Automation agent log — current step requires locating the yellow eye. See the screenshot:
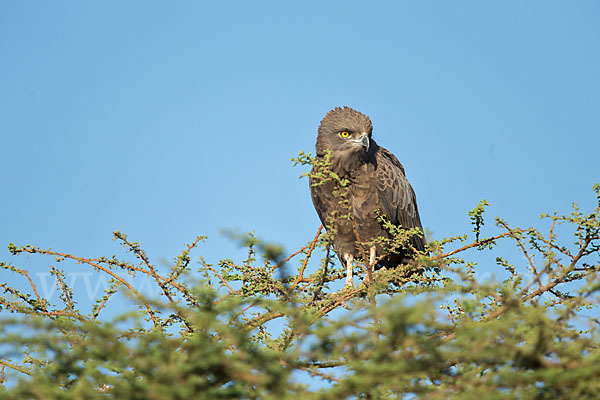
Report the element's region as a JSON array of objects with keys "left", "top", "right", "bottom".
[{"left": 340, "top": 131, "right": 350, "bottom": 138}]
